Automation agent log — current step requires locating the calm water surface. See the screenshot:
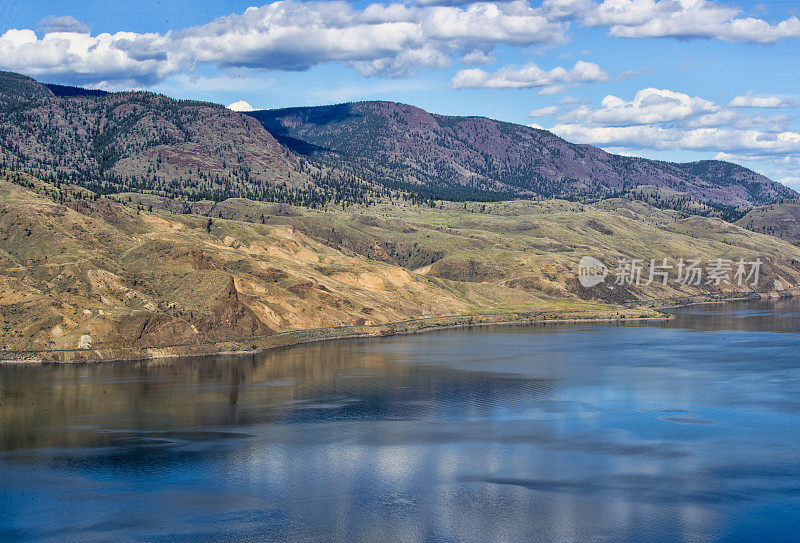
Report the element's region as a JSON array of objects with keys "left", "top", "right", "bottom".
[{"left": 1, "top": 300, "right": 799, "bottom": 542}]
